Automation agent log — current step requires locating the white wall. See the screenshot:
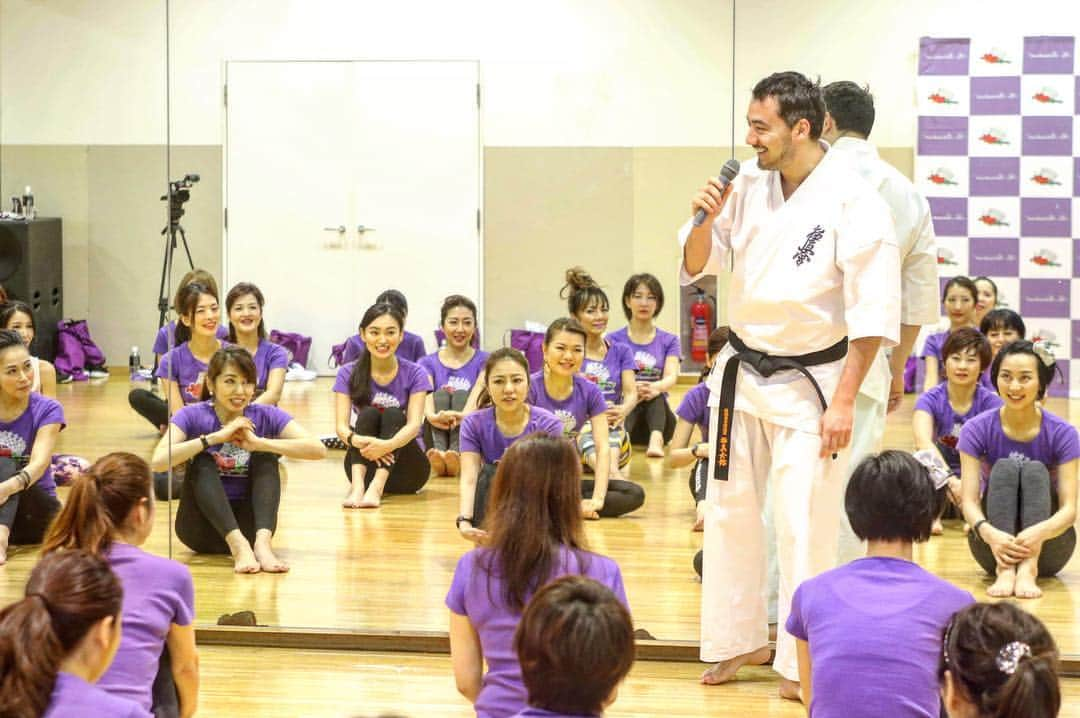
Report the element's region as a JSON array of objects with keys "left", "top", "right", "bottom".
[{"left": 4, "top": 0, "right": 1076, "bottom": 149}]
